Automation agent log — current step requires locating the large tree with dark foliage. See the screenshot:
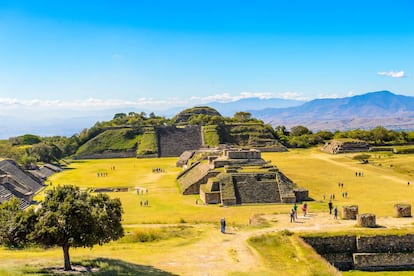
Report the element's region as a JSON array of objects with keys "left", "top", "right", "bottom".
[{"left": 30, "top": 185, "right": 124, "bottom": 271}]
